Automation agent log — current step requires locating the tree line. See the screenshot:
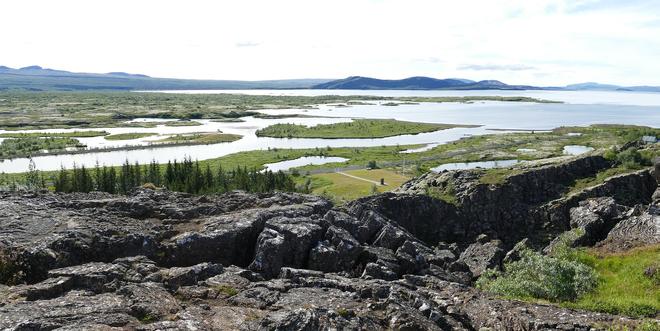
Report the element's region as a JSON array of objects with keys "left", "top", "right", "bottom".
[{"left": 18, "top": 158, "right": 297, "bottom": 195}]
